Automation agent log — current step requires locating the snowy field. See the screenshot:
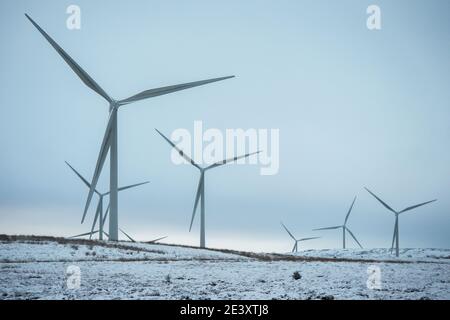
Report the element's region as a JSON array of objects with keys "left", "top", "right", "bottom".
[
  {"left": 297, "top": 248, "right": 450, "bottom": 263},
  {"left": 0, "top": 236, "right": 449, "bottom": 300}
]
